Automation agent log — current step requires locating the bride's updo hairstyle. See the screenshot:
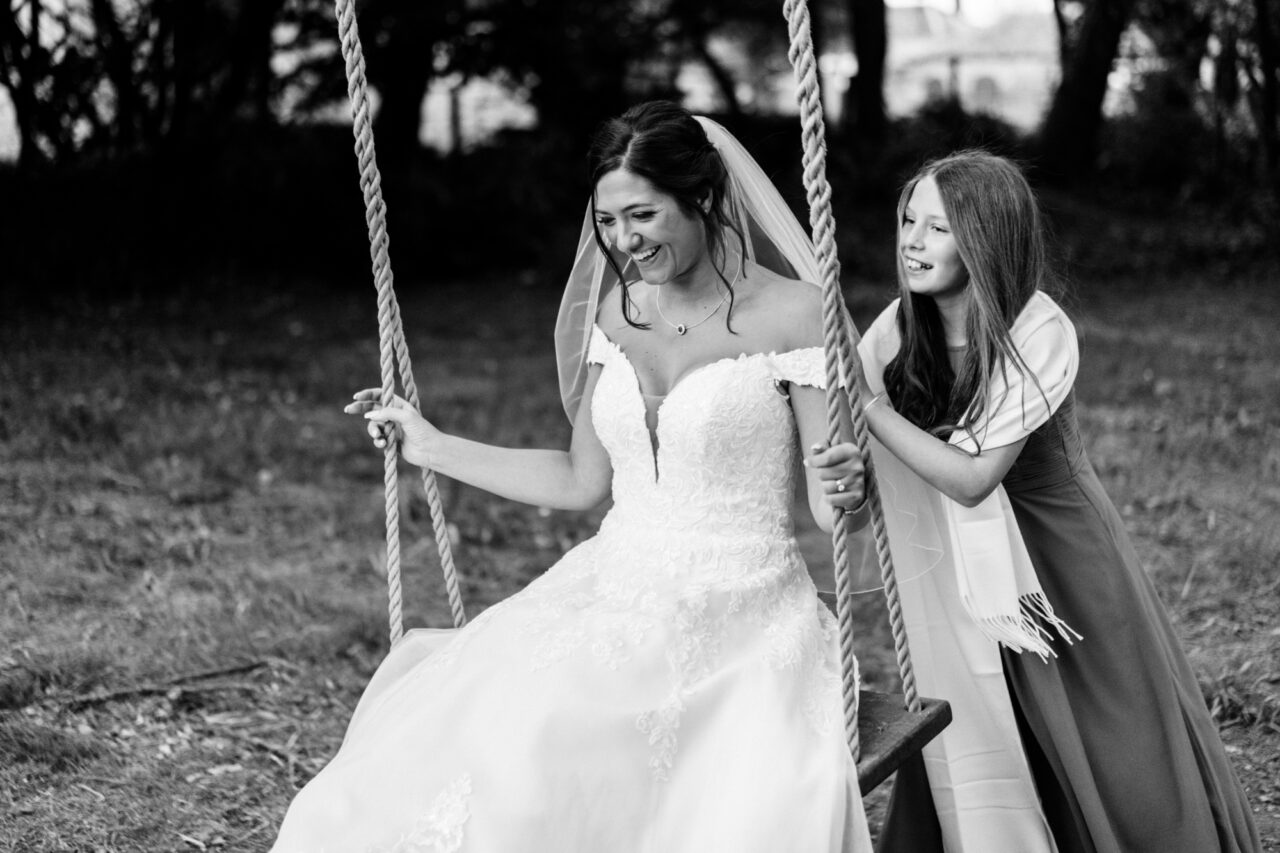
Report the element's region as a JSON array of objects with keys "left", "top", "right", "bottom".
[{"left": 588, "top": 100, "right": 745, "bottom": 329}]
